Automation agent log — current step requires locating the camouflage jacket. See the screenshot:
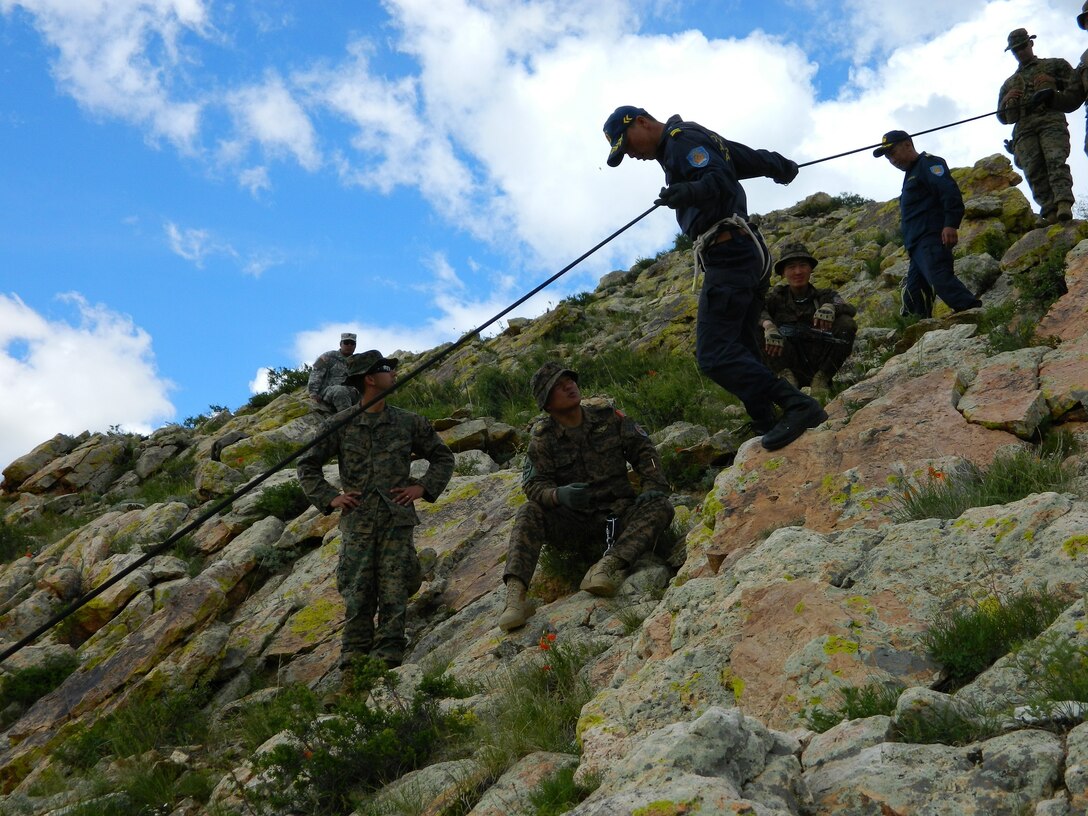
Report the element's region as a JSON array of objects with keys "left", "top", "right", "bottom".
[
  {"left": 296, "top": 406, "right": 454, "bottom": 527},
  {"left": 522, "top": 402, "right": 669, "bottom": 509},
  {"left": 760, "top": 283, "right": 856, "bottom": 327},
  {"left": 1053, "top": 49, "right": 1088, "bottom": 114},
  {"left": 306, "top": 350, "right": 350, "bottom": 398},
  {"left": 997, "top": 56, "right": 1075, "bottom": 136}
]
